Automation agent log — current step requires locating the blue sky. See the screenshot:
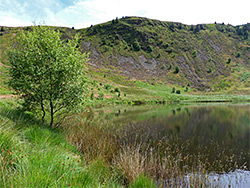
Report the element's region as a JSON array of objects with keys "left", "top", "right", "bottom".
[{"left": 1, "top": 0, "right": 250, "bottom": 29}]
